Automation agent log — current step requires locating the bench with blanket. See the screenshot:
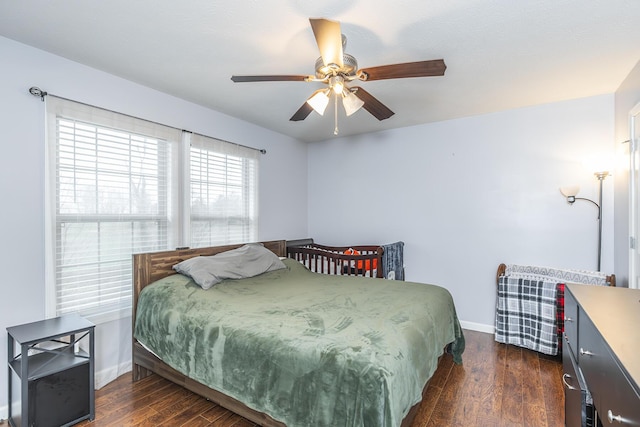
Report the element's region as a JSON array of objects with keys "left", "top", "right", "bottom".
[{"left": 494, "top": 264, "right": 615, "bottom": 355}]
